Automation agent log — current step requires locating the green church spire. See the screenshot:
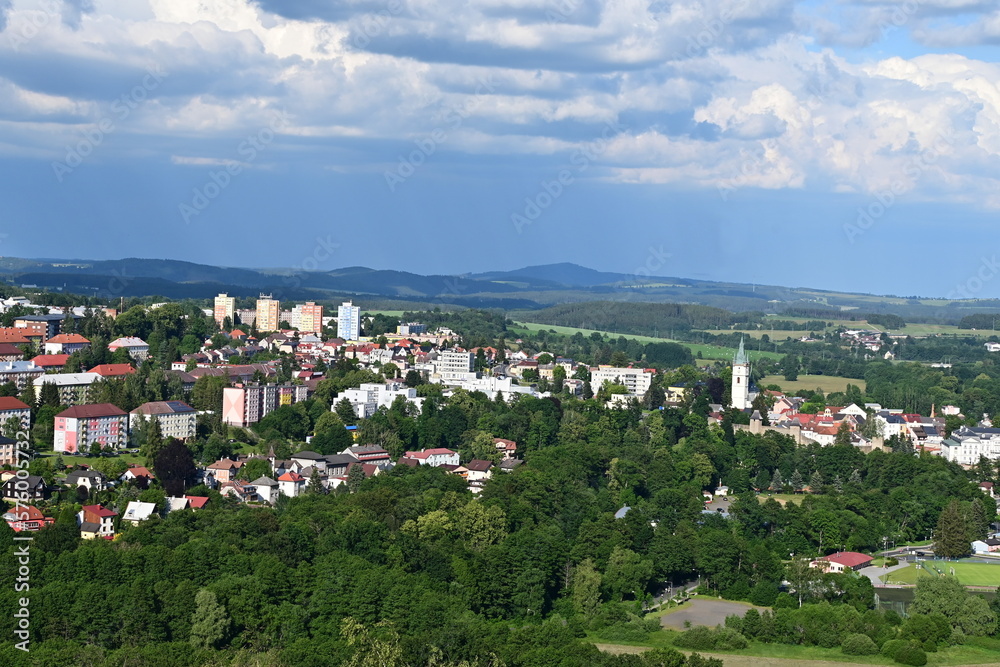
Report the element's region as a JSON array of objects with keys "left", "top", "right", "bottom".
[{"left": 734, "top": 335, "right": 748, "bottom": 365}]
